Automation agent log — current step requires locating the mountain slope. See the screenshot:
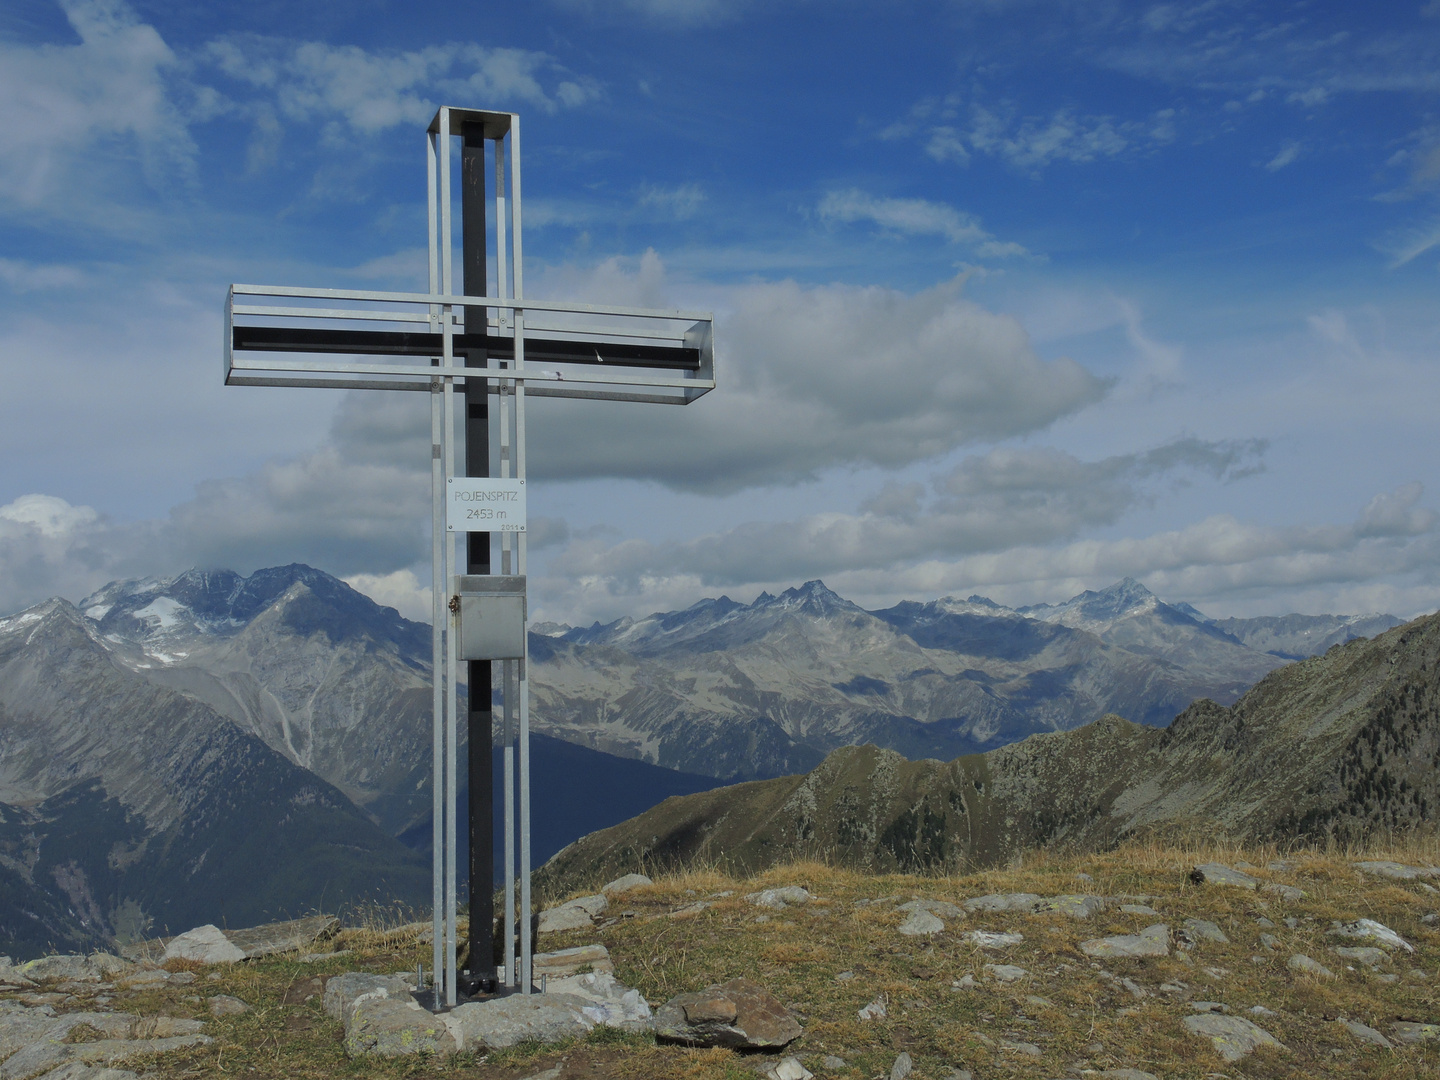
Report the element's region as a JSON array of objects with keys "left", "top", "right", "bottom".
[
  {"left": 1210, "top": 612, "right": 1405, "bottom": 660},
  {"left": 537, "top": 608, "right": 1440, "bottom": 889},
  {"left": 0, "top": 600, "right": 429, "bottom": 960}
]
